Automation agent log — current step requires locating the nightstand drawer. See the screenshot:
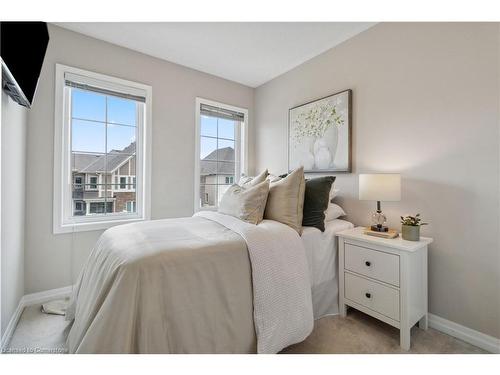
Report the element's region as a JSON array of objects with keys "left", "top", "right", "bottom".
[
  {"left": 345, "top": 272, "right": 400, "bottom": 321},
  {"left": 345, "top": 243, "right": 400, "bottom": 286}
]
